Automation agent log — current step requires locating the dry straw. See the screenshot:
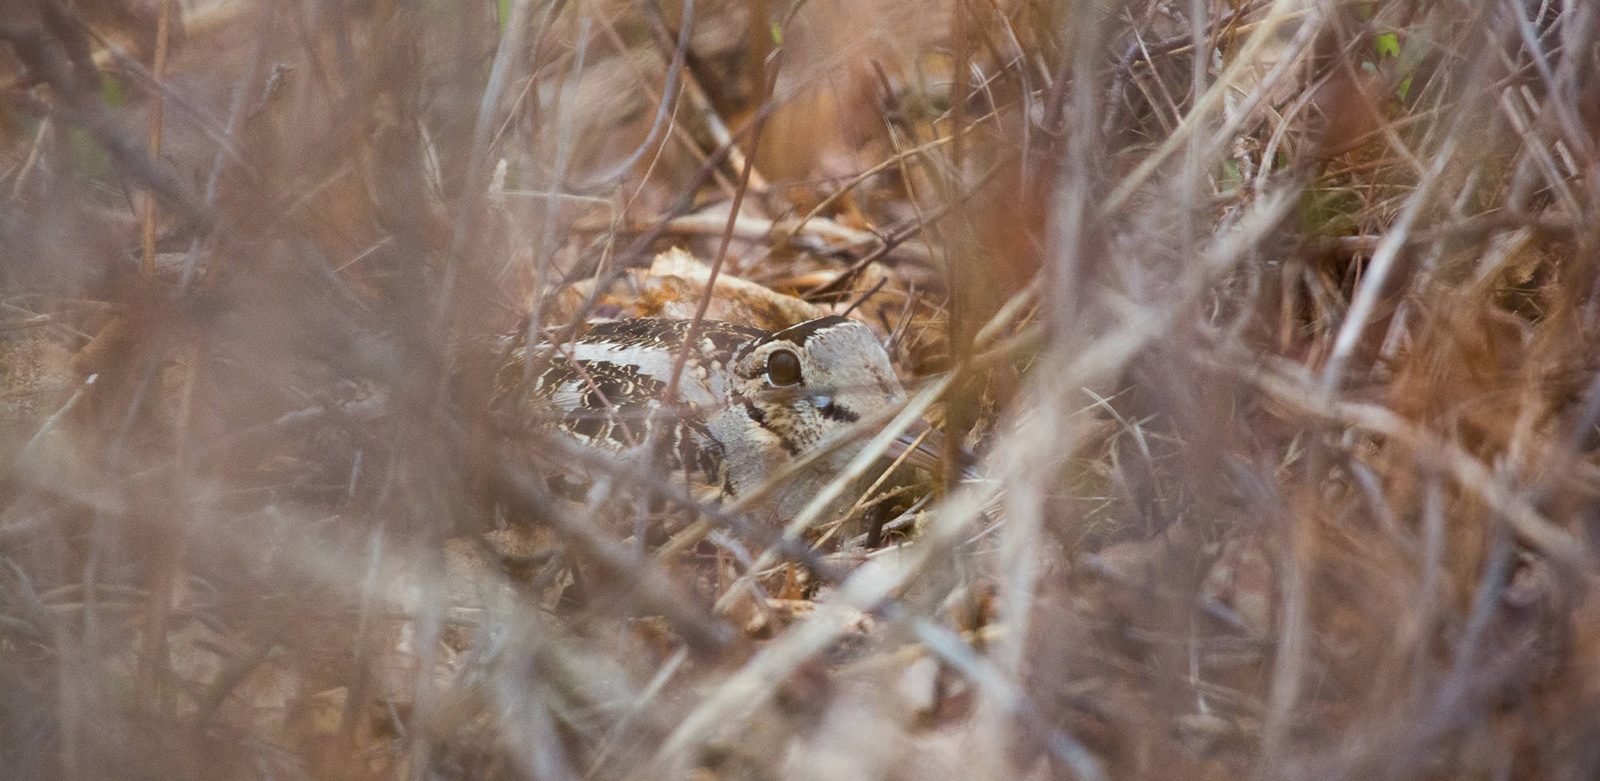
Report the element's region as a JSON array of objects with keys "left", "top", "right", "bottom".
[{"left": 3, "top": 0, "right": 1600, "bottom": 779}]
